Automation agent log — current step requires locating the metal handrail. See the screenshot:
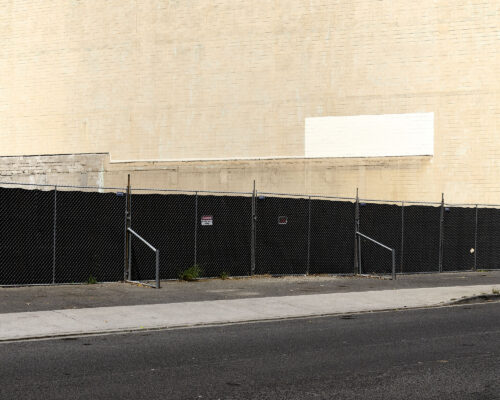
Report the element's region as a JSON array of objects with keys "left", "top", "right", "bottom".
[
  {"left": 127, "top": 228, "right": 160, "bottom": 289},
  {"left": 356, "top": 231, "right": 396, "bottom": 280},
  {"left": 128, "top": 228, "right": 157, "bottom": 252}
]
